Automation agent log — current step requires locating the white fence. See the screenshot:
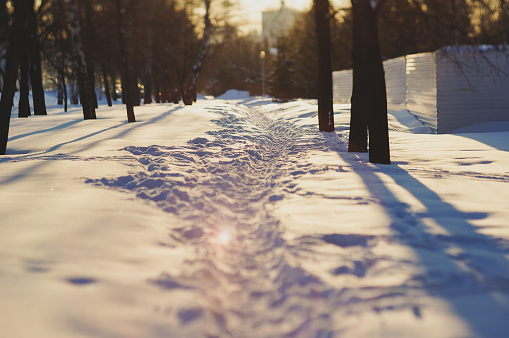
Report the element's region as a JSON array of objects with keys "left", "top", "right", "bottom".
[{"left": 332, "top": 46, "right": 509, "bottom": 133}]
